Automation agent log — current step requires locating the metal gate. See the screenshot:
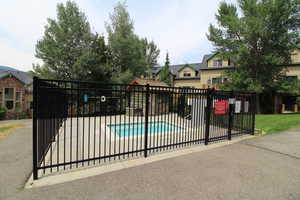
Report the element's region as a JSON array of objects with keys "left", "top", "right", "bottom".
[{"left": 33, "top": 78, "right": 256, "bottom": 179}]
